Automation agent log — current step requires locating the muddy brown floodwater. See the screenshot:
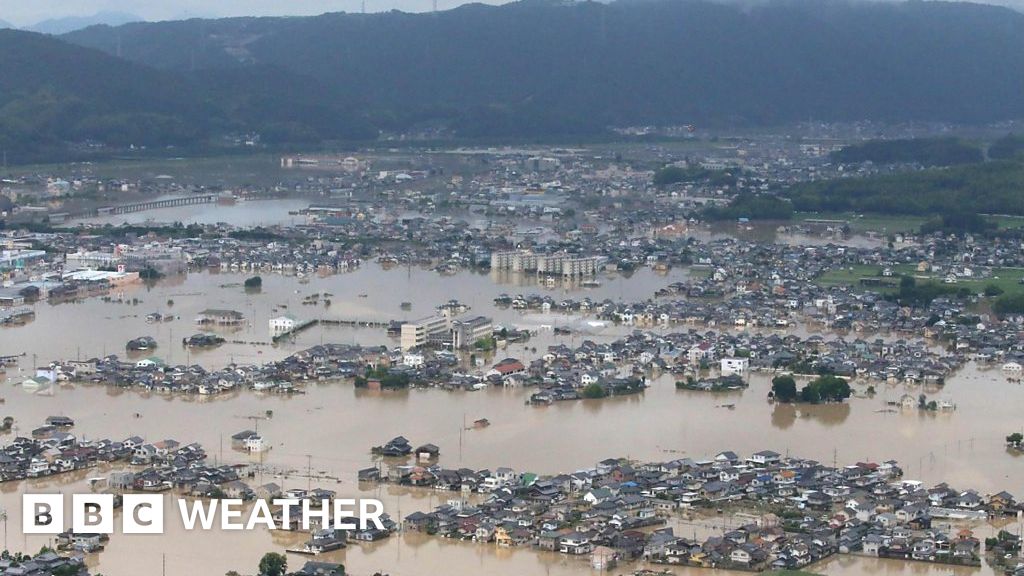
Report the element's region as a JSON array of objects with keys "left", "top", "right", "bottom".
[
  {"left": 0, "top": 361, "right": 1021, "bottom": 575},
  {"left": 0, "top": 204, "right": 1019, "bottom": 575}
]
